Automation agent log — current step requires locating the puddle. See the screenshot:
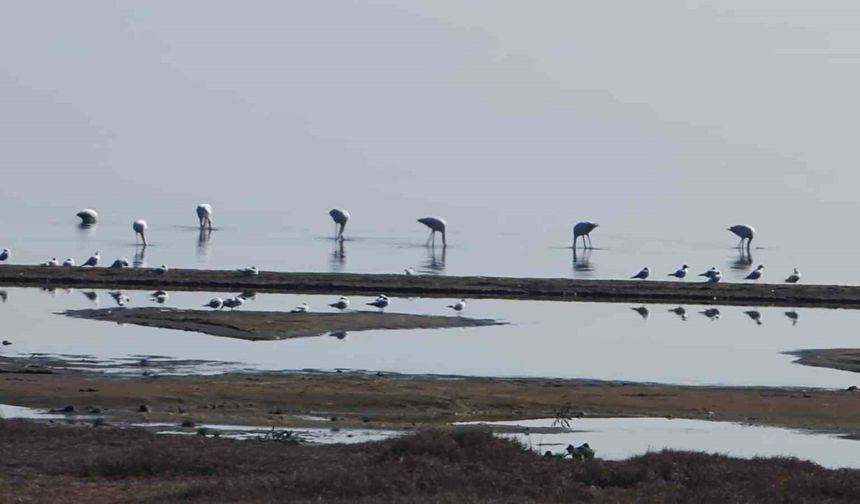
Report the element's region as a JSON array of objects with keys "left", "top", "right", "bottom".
[
  {"left": 139, "top": 422, "right": 400, "bottom": 445},
  {"left": 460, "top": 417, "right": 860, "bottom": 469}
]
